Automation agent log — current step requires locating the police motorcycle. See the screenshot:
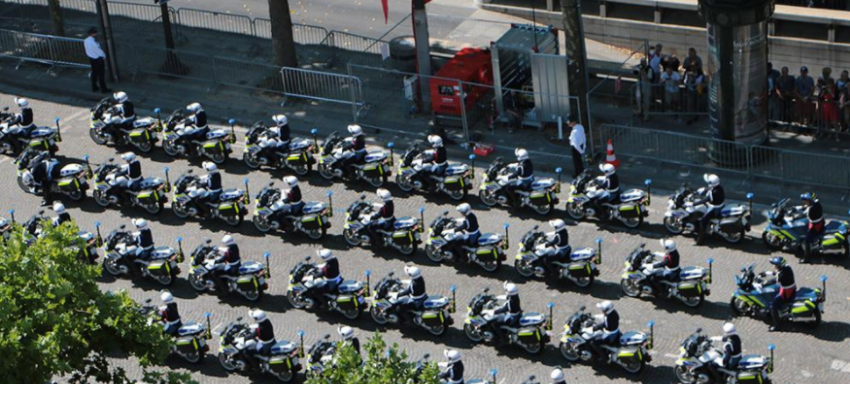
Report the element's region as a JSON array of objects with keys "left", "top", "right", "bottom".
[
  {"left": 317, "top": 131, "right": 392, "bottom": 187},
  {"left": 566, "top": 170, "right": 651, "bottom": 229},
  {"left": 186, "top": 239, "right": 271, "bottom": 302},
  {"left": 674, "top": 328, "right": 775, "bottom": 384},
  {"left": 761, "top": 198, "right": 850, "bottom": 259},
  {"left": 342, "top": 195, "right": 421, "bottom": 256},
  {"left": 424, "top": 211, "right": 507, "bottom": 272},
  {"left": 15, "top": 148, "right": 89, "bottom": 201},
  {"left": 558, "top": 307, "right": 654, "bottom": 374},
  {"left": 171, "top": 170, "right": 250, "bottom": 227},
  {"left": 139, "top": 299, "right": 212, "bottom": 364},
  {"left": 395, "top": 141, "right": 473, "bottom": 200},
  {"left": 243, "top": 122, "right": 316, "bottom": 175},
  {"left": 286, "top": 256, "right": 368, "bottom": 320},
  {"left": 620, "top": 244, "right": 712, "bottom": 308},
  {"left": 217, "top": 318, "right": 302, "bottom": 382},
  {"left": 731, "top": 264, "right": 827, "bottom": 328},
  {"left": 161, "top": 110, "right": 235, "bottom": 165},
  {"left": 101, "top": 224, "right": 181, "bottom": 286},
  {"left": 304, "top": 333, "right": 341, "bottom": 377},
  {"left": 663, "top": 183, "right": 753, "bottom": 244},
  {"left": 368, "top": 271, "right": 456, "bottom": 336},
  {"left": 478, "top": 157, "right": 560, "bottom": 215},
  {"left": 253, "top": 182, "right": 331, "bottom": 240},
  {"left": 513, "top": 225, "right": 602, "bottom": 288},
  {"left": 11, "top": 209, "right": 99, "bottom": 264},
  {"left": 91, "top": 159, "right": 169, "bottom": 215},
  {"left": 0, "top": 110, "right": 61, "bottom": 157},
  {"left": 89, "top": 99, "right": 160, "bottom": 153},
  {"left": 462, "top": 287, "right": 552, "bottom": 355}
]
